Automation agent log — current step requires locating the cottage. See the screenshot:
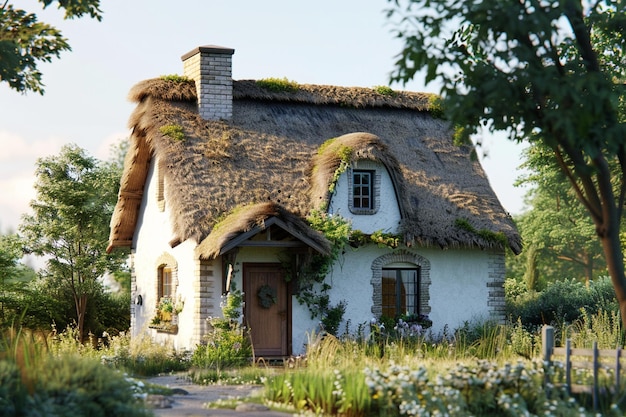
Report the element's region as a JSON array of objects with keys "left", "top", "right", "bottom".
[{"left": 107, "top": 45, "right": 521, "bottom": 356}]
